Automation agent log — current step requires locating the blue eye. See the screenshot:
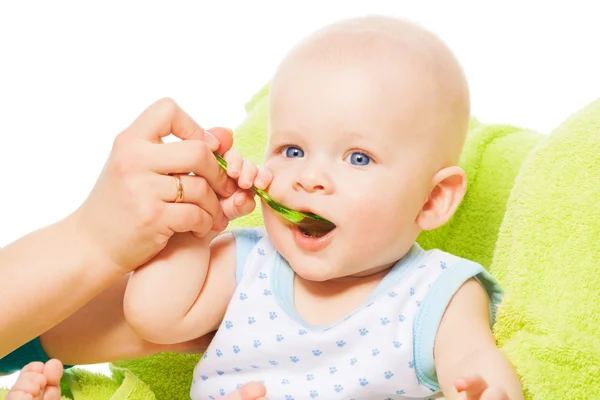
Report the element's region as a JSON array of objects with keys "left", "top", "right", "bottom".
[
  {"left": 283, "top": 146, "right": 304, "bottom": 158},
  {"left": 346, "top": 152, "right": 370, "bottom": 166}
]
